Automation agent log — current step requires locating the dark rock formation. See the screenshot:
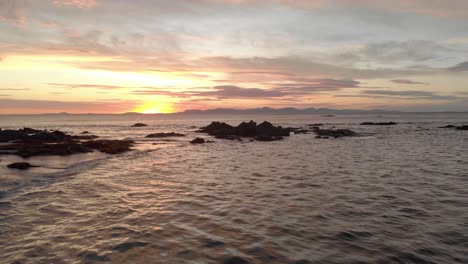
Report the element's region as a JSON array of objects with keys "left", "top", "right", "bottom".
[
  {"left": 145, "top": 132, "right": 185, "bottom": 138},
  {"left": 131, "top": 123, "right": 148, "bottom": 127},
  {"left": 439, "top": 125, "right": 456, "bottom": 128},
  {"left": 72, "top": 135, "right": 99, "bottom": 140},
  {"left": 0, "top": 142, "right": 93, "bottom": 158},
  {"left": 81, "top": 131, "right": 91, "bottom": 134},
  {"left": 198, "top": 121, "right": 290, "bottom": 141},
  {"left": 361, "top": 122, "right": 397, "bottom": 126},
  {"left": 308, "top": 123, "right": 324, "bottom": 127},
  {"left": 190, "top": 138, "right": 205, "bottom": 144},
  {"left": 82, "top": 140, "right": 134, "bottom": 154},
  {"left": 456, "top": 125, "right": 468, "bottom": 130},
  {"left": 0, "top": 128, "right": 133, "bottom": 157},
  {"left": 7, "top": 162, "right": 39, "bottom": 170},
  {"left": 0, "top": 128, "right": 71, "bottom": 143},
  {"left": 314, "top": 128, "right": 357, "bottom": 138}
]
